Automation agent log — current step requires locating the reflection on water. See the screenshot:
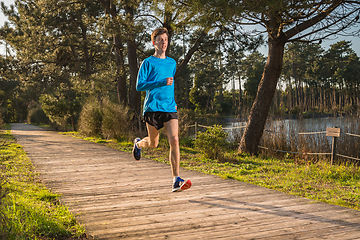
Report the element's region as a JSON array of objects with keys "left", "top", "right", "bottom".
[
  {"left": 223, "top": 117, "right": 360, "bottom": 136},
  {"left": 193, "top": 117, "right": 360, "bottom": 159},
  {"left": 224, "top": 117, "right": 360, "bottom": 159}
]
